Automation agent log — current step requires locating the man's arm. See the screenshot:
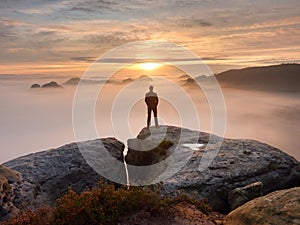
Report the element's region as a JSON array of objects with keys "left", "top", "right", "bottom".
[{"left": 145, "top": 95, "right": 148, "bottom": 104}]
